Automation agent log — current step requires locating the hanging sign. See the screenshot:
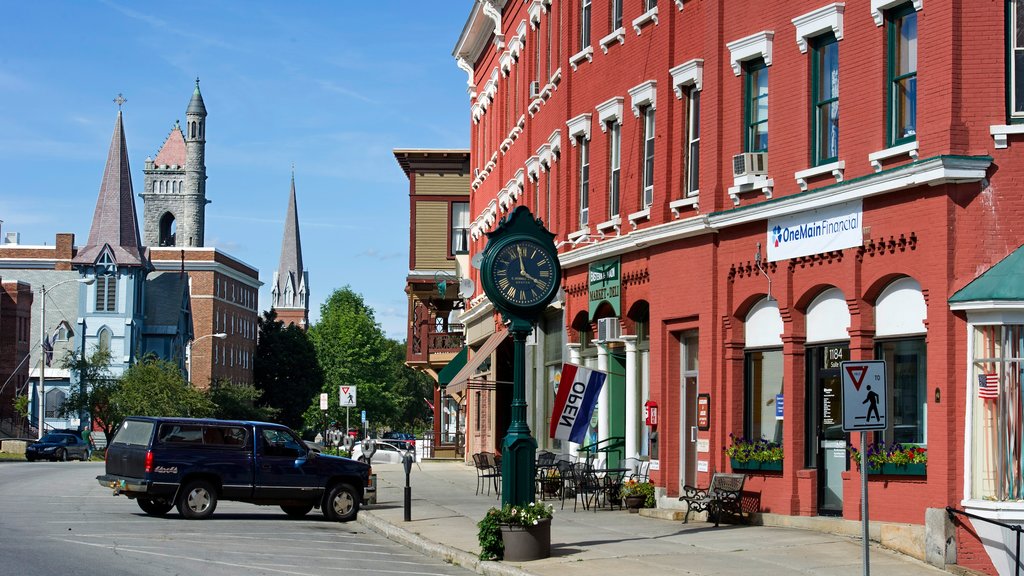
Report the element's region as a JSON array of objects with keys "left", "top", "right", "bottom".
[
  {"left": 588, "top": 257, "right": 621, "bottom": 318},
  {"left": 549, "top": 363, "right": 607, "bottom": 443}
]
